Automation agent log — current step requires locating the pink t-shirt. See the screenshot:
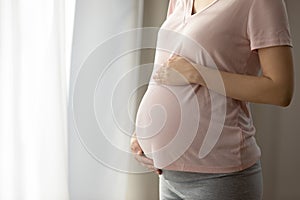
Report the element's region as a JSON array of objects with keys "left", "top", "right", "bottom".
[{"left": 135, "top": 0, "right": 293, "bottom": 173}]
